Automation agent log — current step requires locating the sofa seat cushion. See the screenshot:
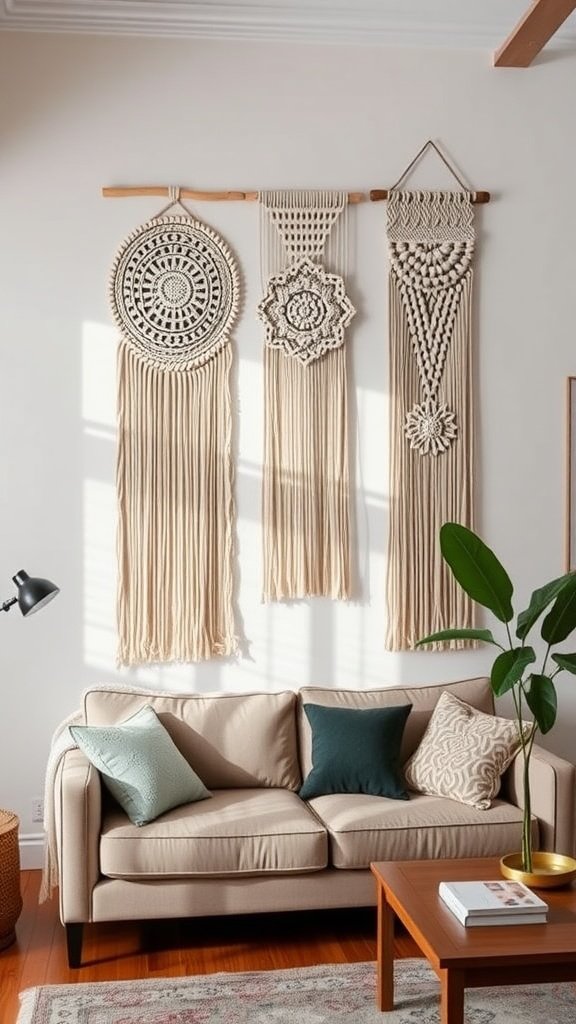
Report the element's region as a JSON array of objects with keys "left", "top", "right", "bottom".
[
  {"left": 306, "top": 792, "right": 537, "bottom": 869},
  {"left": 100, "top": 789, "right": 328, "bottom": 878}
]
